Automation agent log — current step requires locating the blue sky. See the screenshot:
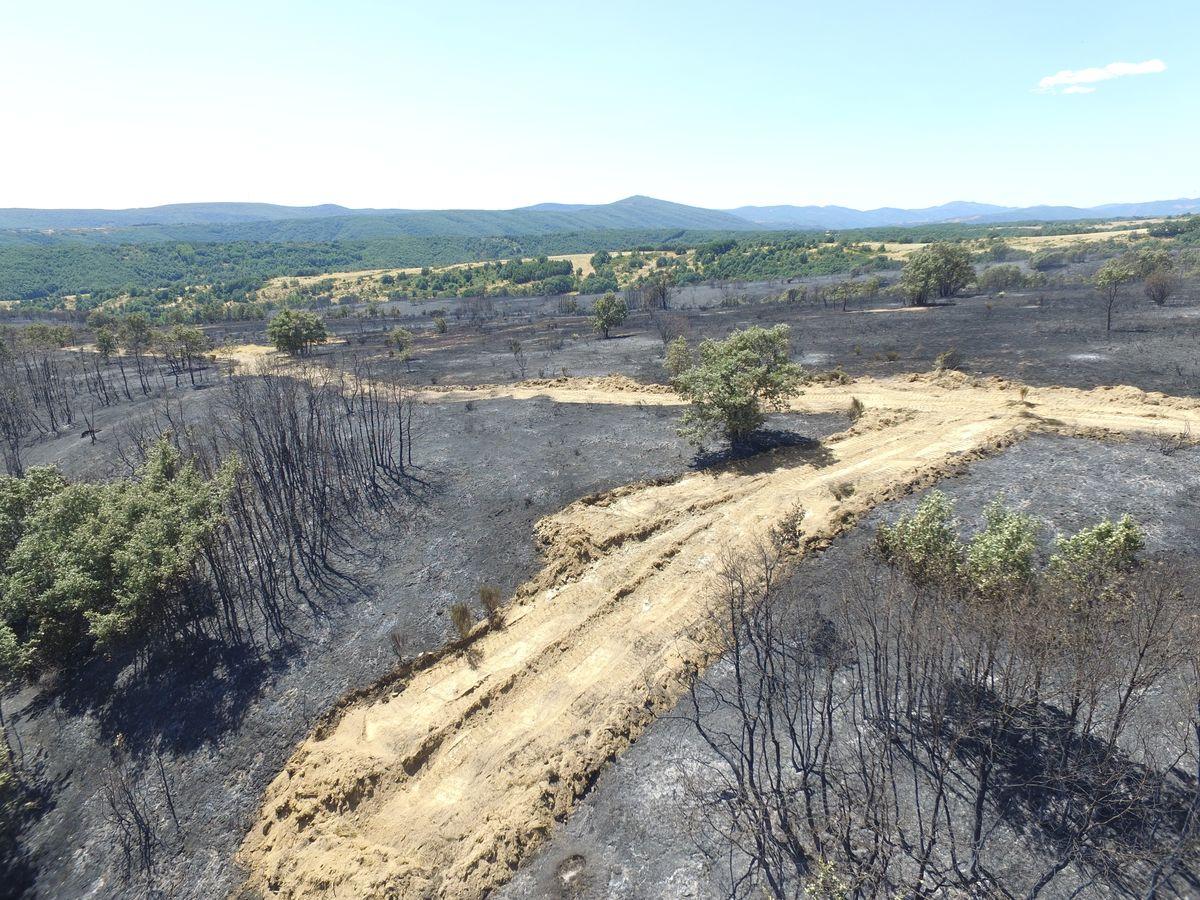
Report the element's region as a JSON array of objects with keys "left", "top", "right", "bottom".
[{"left": 1, "top": 0, "right": 1195, "bottom": 210}]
